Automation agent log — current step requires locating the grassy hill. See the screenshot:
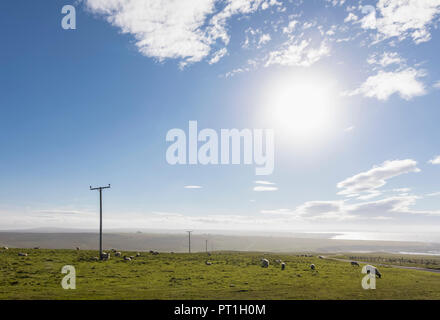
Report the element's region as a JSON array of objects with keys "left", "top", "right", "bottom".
[{"left": 1, "top": 248, "right": 439, "bottom": 300}]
